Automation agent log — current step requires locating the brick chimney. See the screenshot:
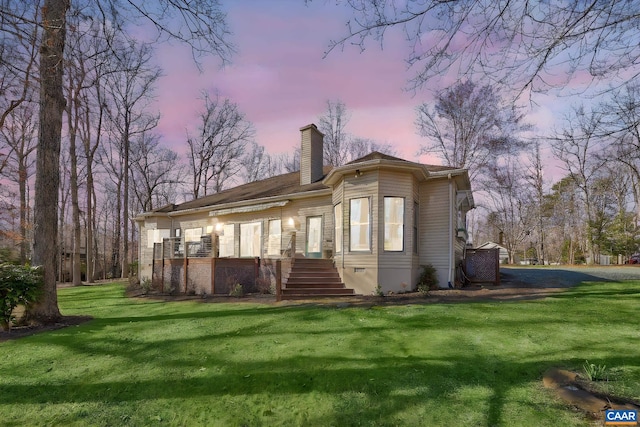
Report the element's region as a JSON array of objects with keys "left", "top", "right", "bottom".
[{"left": 300, "top": 124, "right": 324, "bottom": 185}]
